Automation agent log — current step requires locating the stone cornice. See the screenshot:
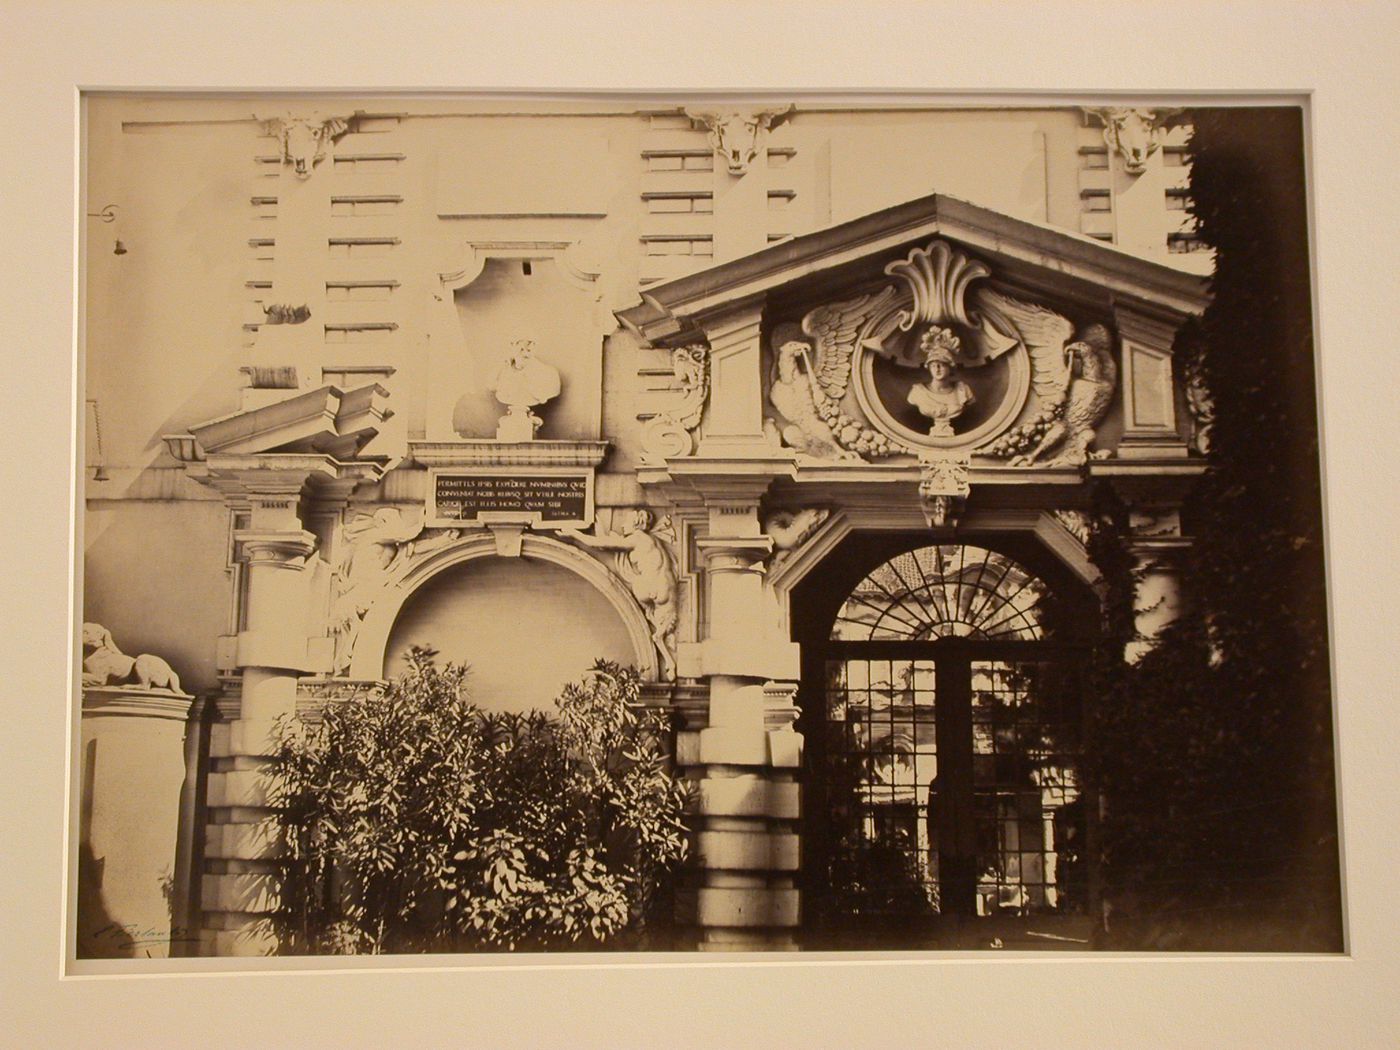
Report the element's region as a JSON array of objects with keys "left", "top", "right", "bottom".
[
  {"left": 192, "top": 452, "right": 386, "bottom": 510},
  {"left": 618, "top": 193, "right": 1211, "bottom": 344}
]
